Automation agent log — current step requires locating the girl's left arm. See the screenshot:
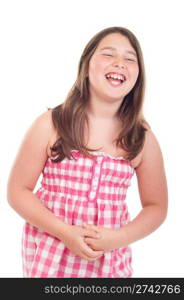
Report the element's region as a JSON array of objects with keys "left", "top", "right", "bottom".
[
  {"left": 84, "top": 129, "right": 168, "bottom": 251},
  {"left": 120, "top": 128, "right": 168, "bottom": 246}
]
